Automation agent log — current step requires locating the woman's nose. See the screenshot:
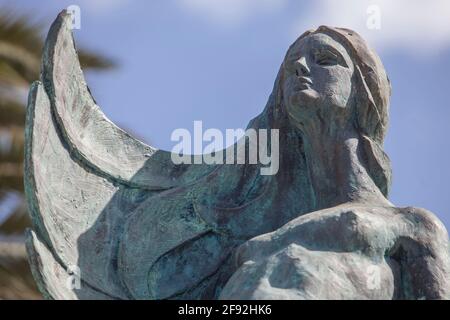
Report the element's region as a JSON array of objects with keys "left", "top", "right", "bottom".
[{"left": 295, "top": 56, "right": 310, "bottom": 76}]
